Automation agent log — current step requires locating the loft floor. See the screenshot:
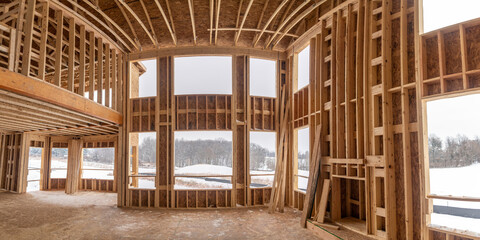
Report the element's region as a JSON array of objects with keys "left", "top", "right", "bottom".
[{"left": 0, "top": 191, "right": 368, "bottom": 239}]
